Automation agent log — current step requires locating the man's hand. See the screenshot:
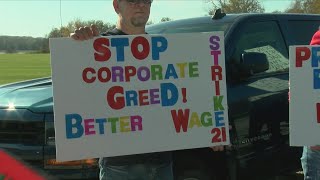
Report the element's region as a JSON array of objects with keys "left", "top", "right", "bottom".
[
  {"left": 211, "top": 146, "right": 225, "bottom": 152},
  {"left": 70, "top": 24, "right": 100, "bottom": 41}
]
